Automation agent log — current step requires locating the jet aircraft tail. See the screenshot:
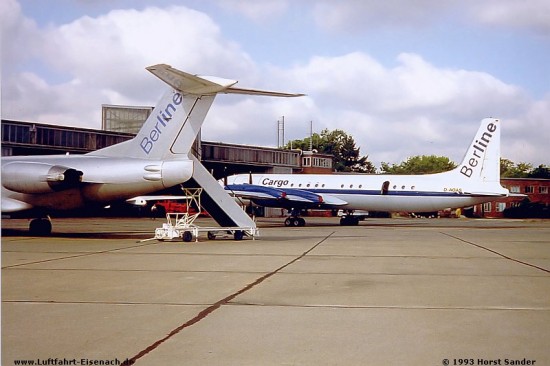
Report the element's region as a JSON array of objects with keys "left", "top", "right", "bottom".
[{"left": 90, "top": 64, "right": 303, "bottom": 160}]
